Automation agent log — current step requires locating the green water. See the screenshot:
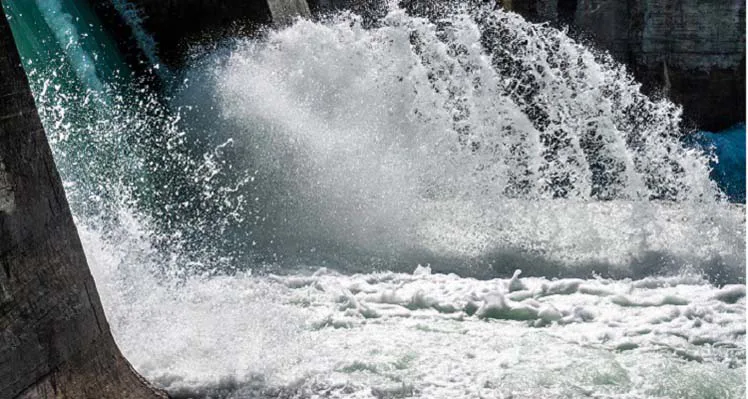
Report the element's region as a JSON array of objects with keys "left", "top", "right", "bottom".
[
  {"left": 3, "top": 0, "right": 132, "bottom": 95},
  {"left": 3, "top": 0, "right": 248, "bottom": 268}
]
